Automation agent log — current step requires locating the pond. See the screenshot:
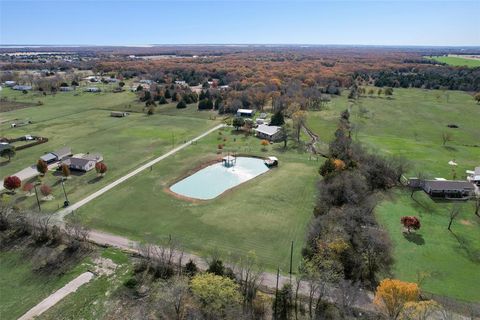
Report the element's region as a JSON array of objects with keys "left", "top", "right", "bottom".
[{"left": 170, "top": 157, "right": 269, "bottom": 200}]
